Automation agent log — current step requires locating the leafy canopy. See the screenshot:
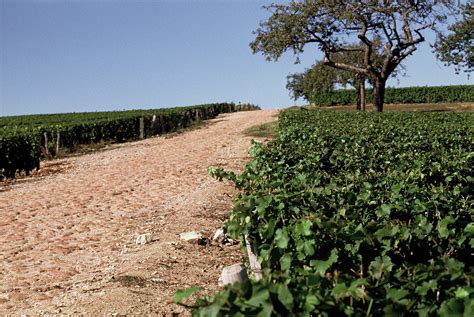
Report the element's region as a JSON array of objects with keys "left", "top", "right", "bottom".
[
  {"left": 251, "top": 0, "right": 456, "bottom": 111},
  {"left": 434, "top": 3, "right": 473, "bottom": 74}
]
